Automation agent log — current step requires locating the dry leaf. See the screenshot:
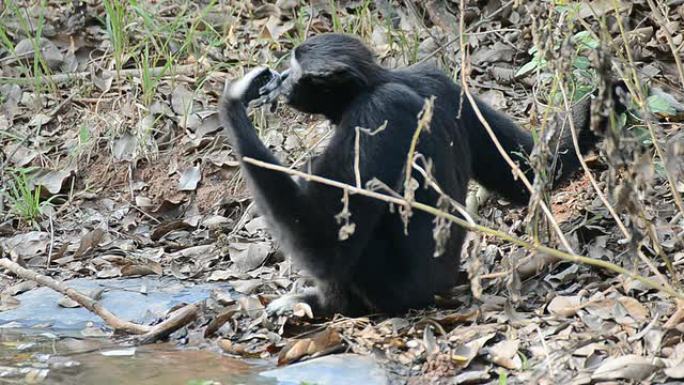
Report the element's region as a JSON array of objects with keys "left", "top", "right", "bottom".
[
  {"left": 487, "top": 339, "right": 522, "bottom": 369},
  {"left": 453, "top": 333, "right": 496, "bottom": 368},
  {"left": 171, "top": 83, "right": 195, "bottom": 116},
  {"left": 34, "top": 168, "right": 74, "bottom": 195},
  {"left": 617, "top": 296, "right": 649, "bottom": 322},
  {"left": 277, "top": 328, "right": 342, "bottom": 366},
  {"left": 228, "top": 242, "right": 271, "bottom": 273},
  {"left": 665, "top": 363, "right": 684, "bottom": 379},
  {"left": 112, "top": 133, "right": 138, "bottom": 161},
  {"left": 178, "top": 164, "right": 202, "bottom": 191},
  {"left": 121, "top": 262, "right": 162, "bottom": 277},
  {"left": 592, "top": 355, "right": 661, "bottom": 381},
  {"left": 547, "top": 295, "right": 582, "bottom": 317},
  {"left": 73, "top": 228, "right": 106, "bottom": 258}
]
